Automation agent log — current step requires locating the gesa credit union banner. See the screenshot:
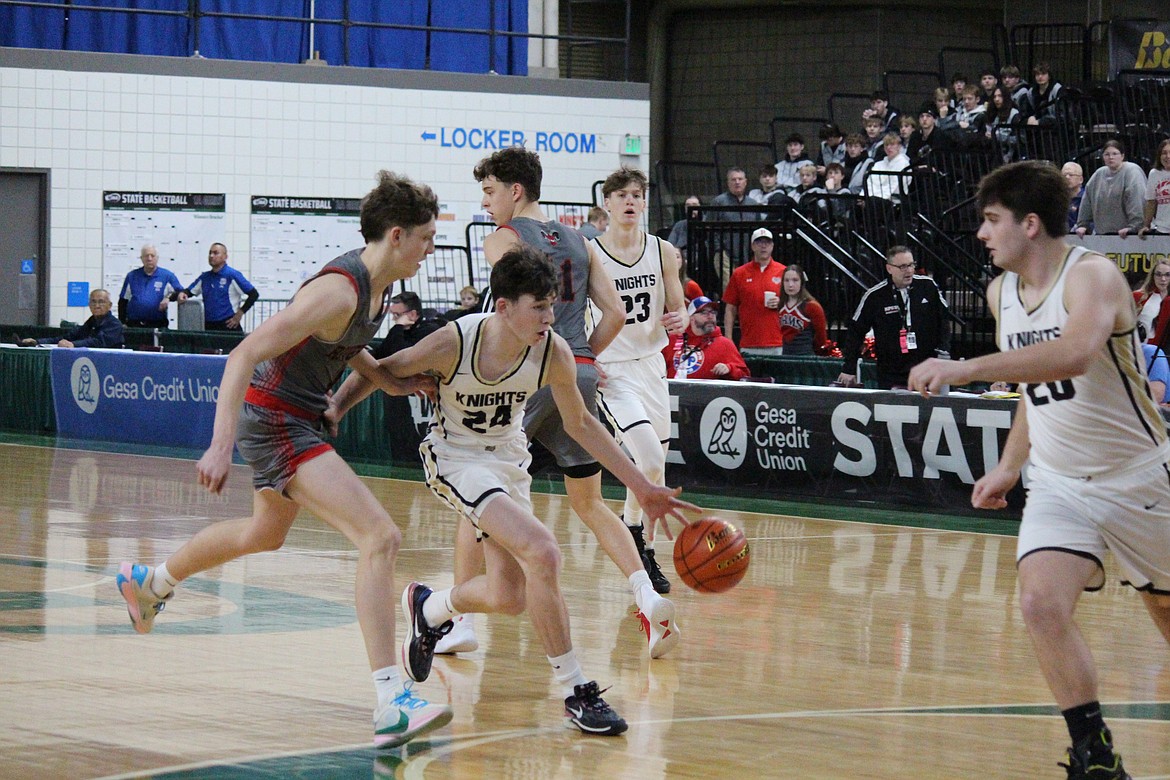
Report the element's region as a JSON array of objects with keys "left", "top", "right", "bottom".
[{"left": 50, "top": 349, "right": 226, "bottom": 449}]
